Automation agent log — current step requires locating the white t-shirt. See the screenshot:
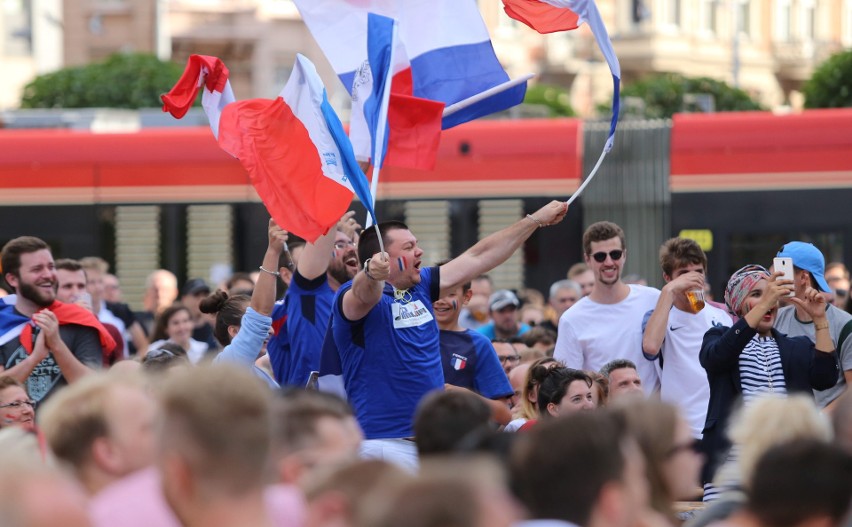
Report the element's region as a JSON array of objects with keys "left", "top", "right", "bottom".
[
  {"left": 648, "top": 304, "right": 732, "bottom": 438},
  {"left": 148, "top": 338, "right": 208, "bottom": 365},
  {"left": 554, "top": 284, "right": 661, "bottom": 393}
]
